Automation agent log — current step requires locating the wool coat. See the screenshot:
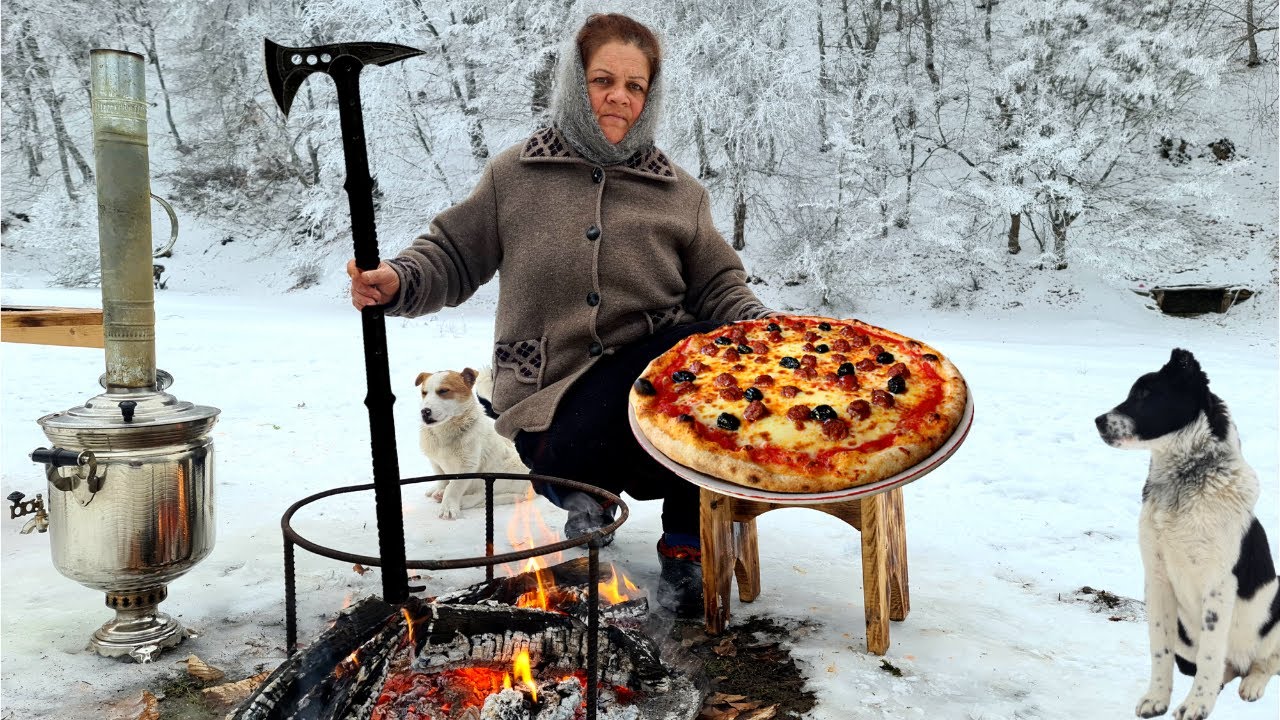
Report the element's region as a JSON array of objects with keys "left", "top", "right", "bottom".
[{"left": 384, "top": 127, "right": 772, "bottom": 439}]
